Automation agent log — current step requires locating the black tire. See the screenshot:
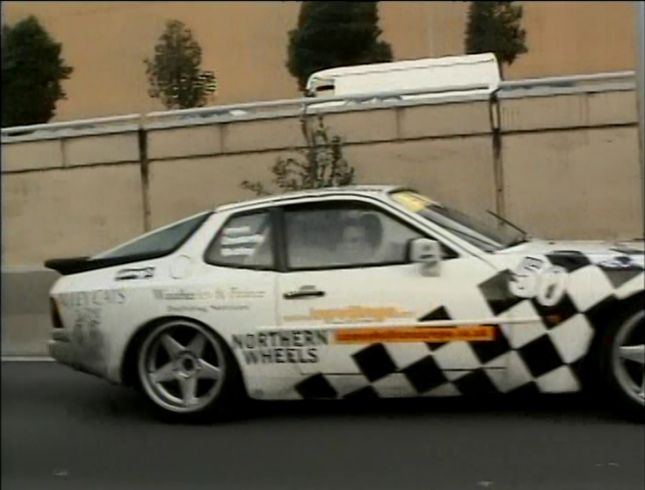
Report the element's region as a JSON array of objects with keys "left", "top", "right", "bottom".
[
  {"left": 596, "top": 305, "right": 644, "bottom": 422},
  {"left": 136, "top": 319, "right": 246, "bottom": 423}
]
